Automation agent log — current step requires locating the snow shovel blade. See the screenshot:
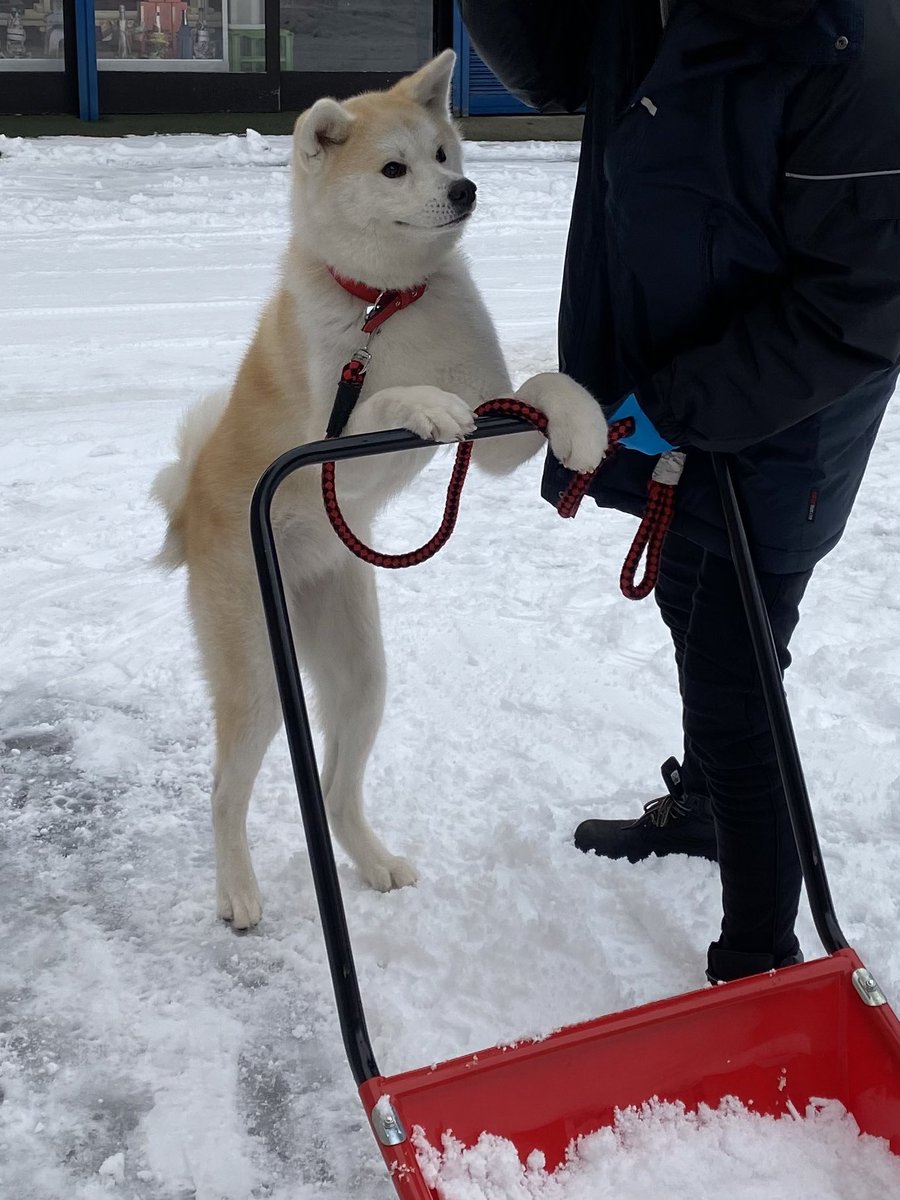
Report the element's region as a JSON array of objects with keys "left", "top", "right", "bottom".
[{"left": 360, "top": 947, "right": 900, "bottom": 1199}]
